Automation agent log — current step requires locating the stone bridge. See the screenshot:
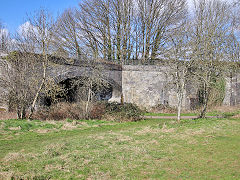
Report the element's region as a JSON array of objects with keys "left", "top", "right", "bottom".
[
  {"left": 48, "top": 62, "right": 240, "bottom": 109},
  {"left": 47, "top": 61, "right": 122, "bottom": 103},
  {"left": 1, "top": 53, "right": 240, "bottom": 110}
]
